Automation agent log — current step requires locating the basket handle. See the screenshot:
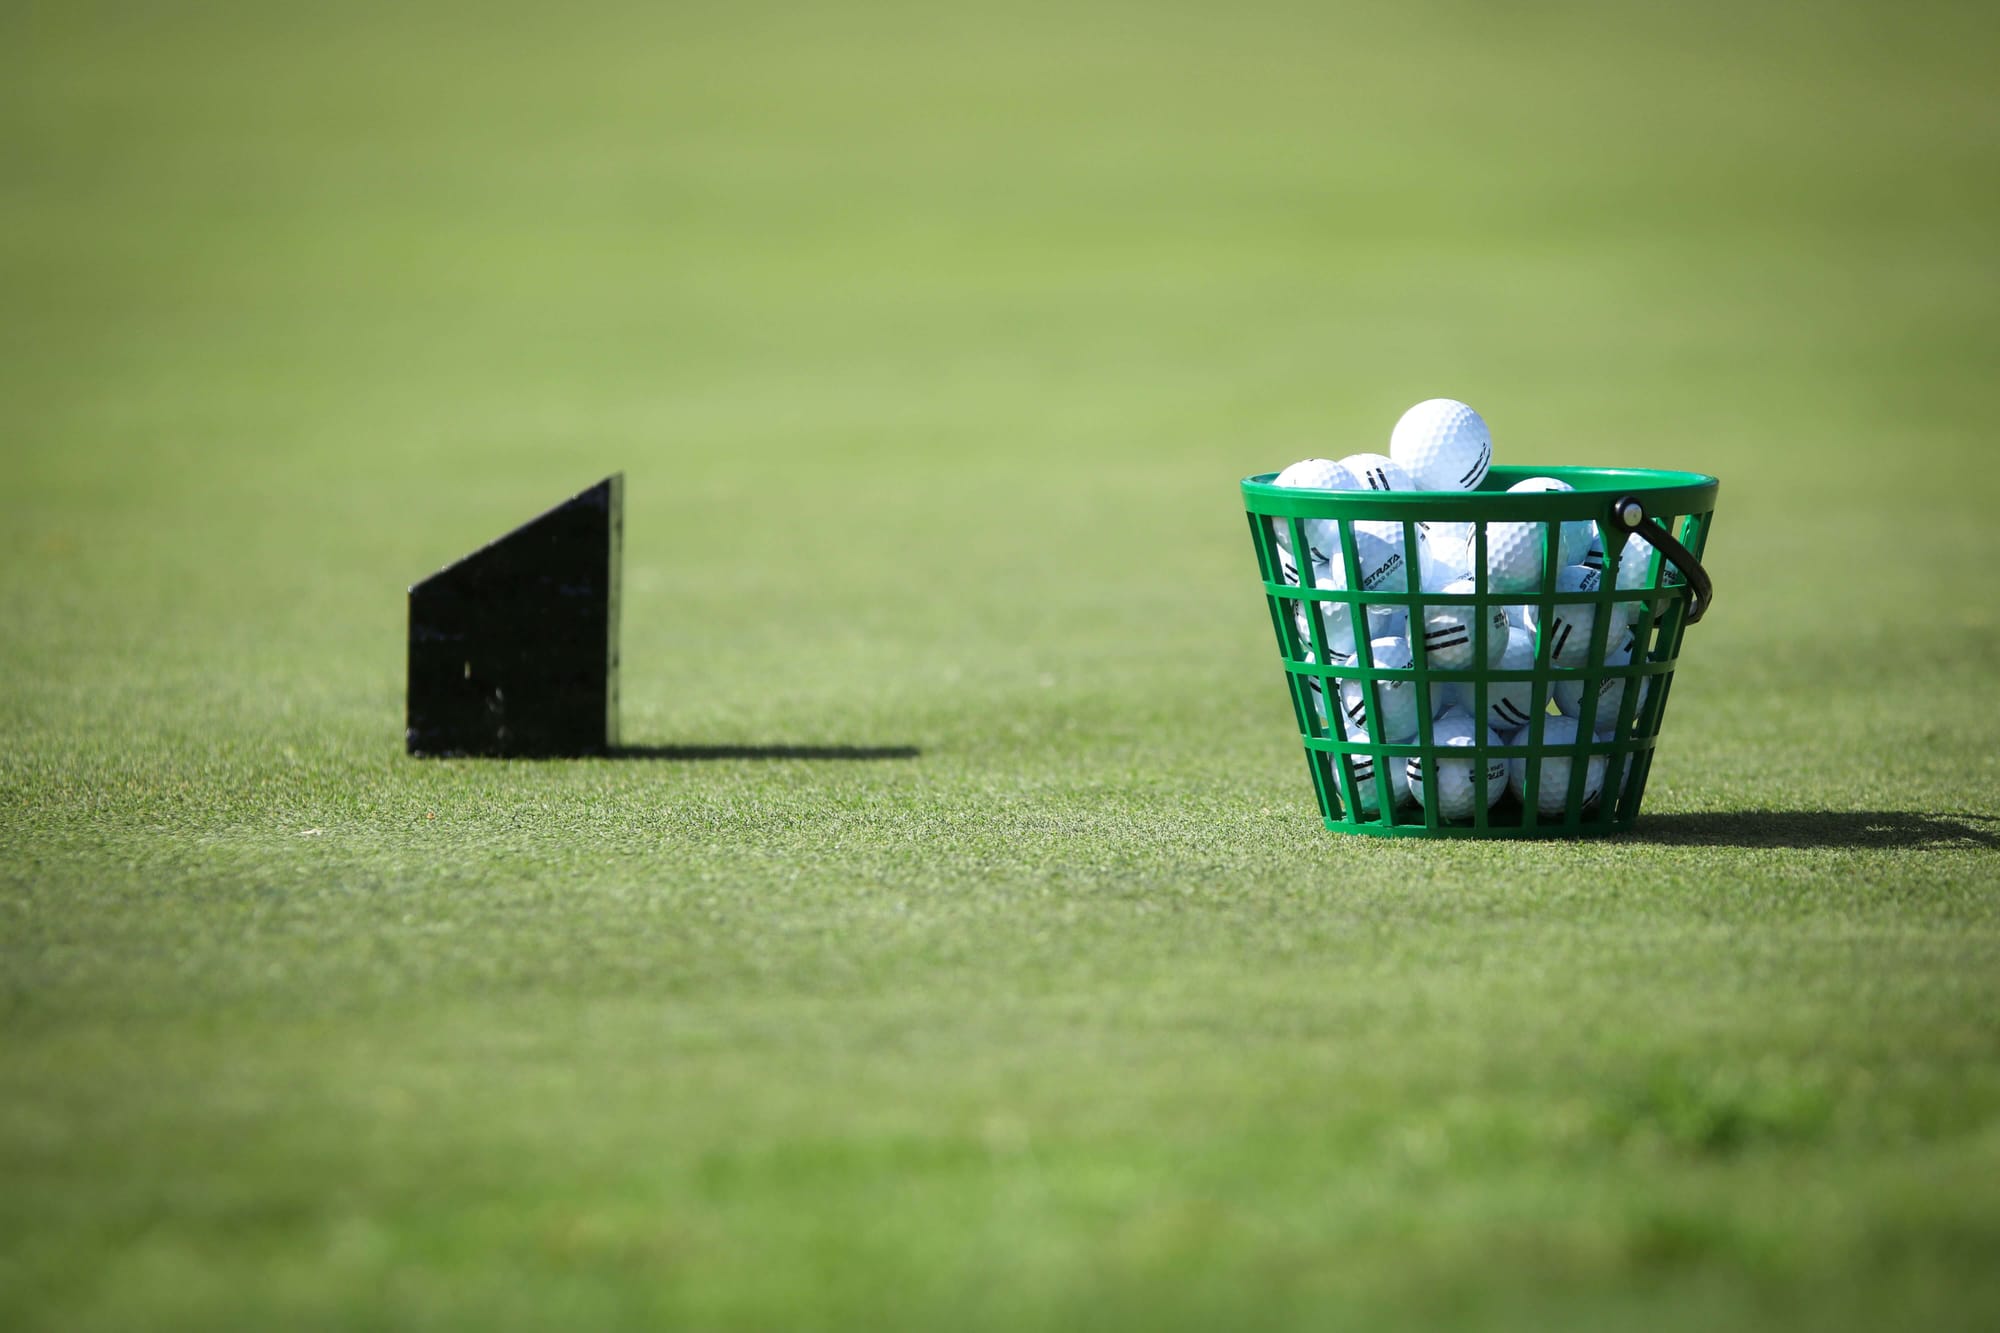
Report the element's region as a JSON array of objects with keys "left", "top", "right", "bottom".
[{"left": 1606, "top": 496, "right": 1713, "bottom": 625}]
